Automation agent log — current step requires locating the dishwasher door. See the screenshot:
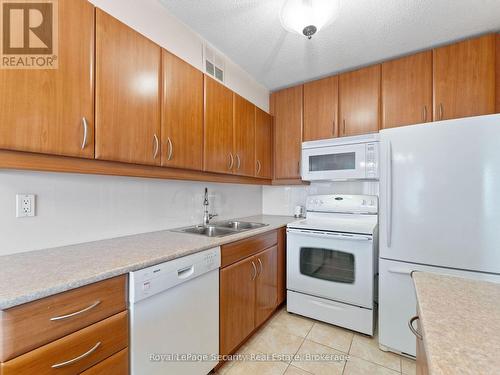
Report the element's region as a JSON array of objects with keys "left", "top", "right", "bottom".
[{"left": 129, "top": 247, "right": 220, "bottom": 375}]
